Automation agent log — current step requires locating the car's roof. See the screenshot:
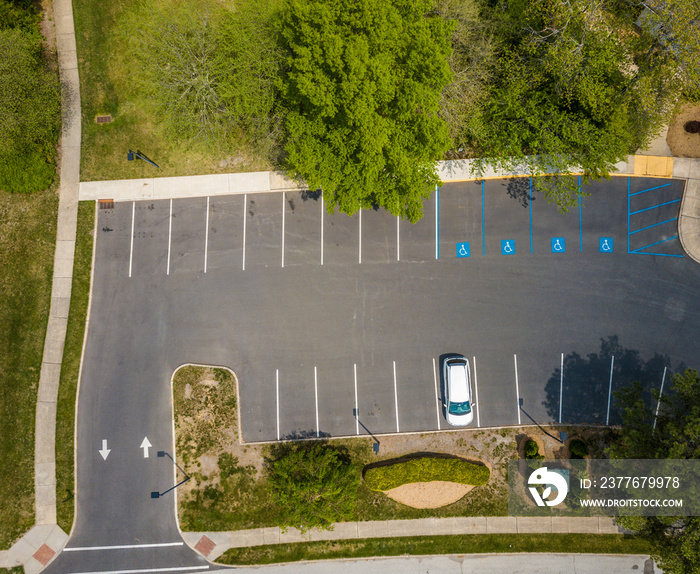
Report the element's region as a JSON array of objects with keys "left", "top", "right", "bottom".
[{"left": 447, "top": 359, "right": 469, "bottom": 402}]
